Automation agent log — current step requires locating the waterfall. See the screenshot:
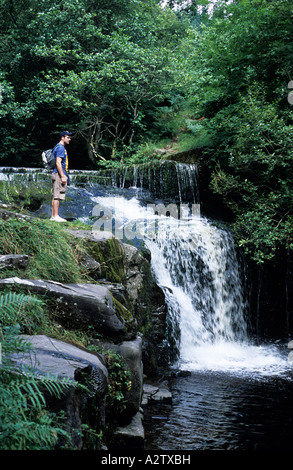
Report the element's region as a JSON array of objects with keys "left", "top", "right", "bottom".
[
  {"left": 92, "top": 196, "right": 242, "bottom": 352},
  {"left": 144, "top": 214, "right": 250, "bottom": 368},
  {"left": 175, "top": 163, "right": 200, "bottom": 204},
  {"left": 147, "top": 219, "right": 247, "bottom": 342},
  {"left": 92, "top": 193, "right": 290, "bottom": 376},
  {"left": 0, "top": 162, "right": 199, "bottom": 204},
  {"left": 109, "top": 161, "right": 200, "bottom": 203}
]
